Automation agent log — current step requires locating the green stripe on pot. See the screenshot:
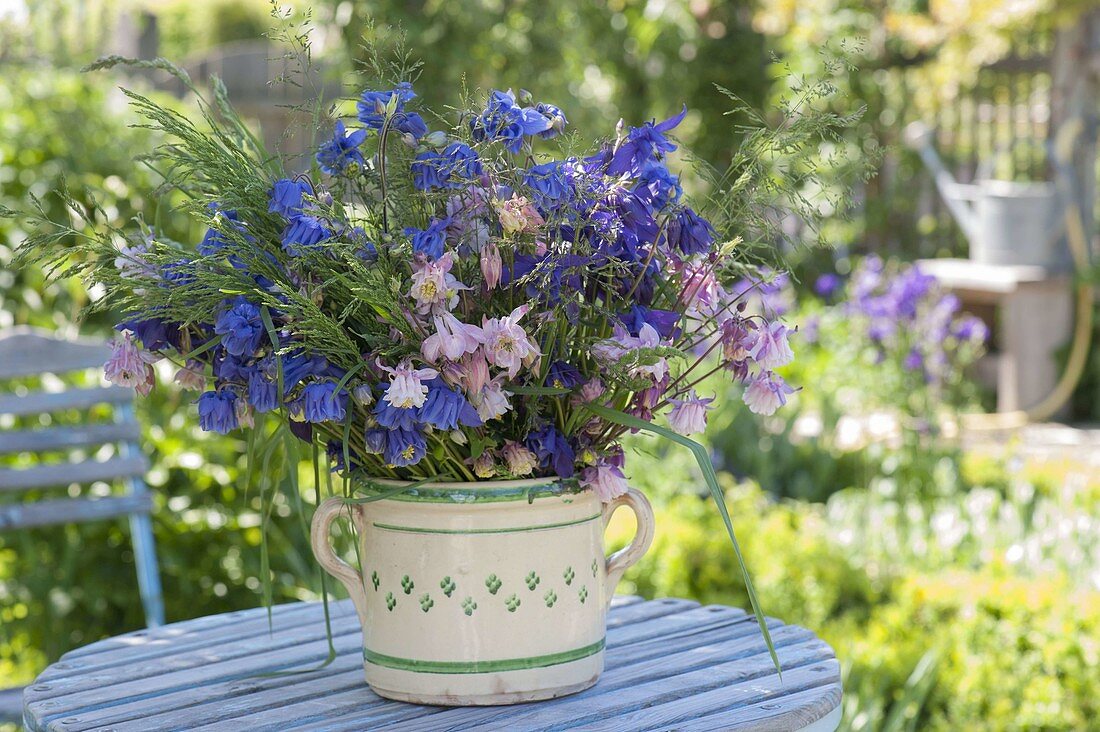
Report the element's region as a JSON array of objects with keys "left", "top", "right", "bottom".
[
  {"left": 353, "top": 478, "right": 586, "bottom": 504},
  {"left": 364, "top": 638, "right": 605, "bottom": 674},
  {"left": 373, "top": 512, "right": 602, "bottom": 535}
]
